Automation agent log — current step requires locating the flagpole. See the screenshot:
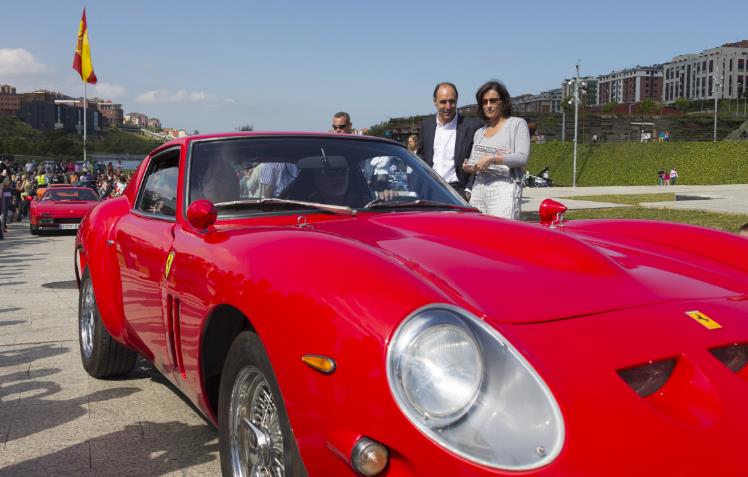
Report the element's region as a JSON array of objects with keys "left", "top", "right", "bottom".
[{"left": 83, "top": 81, "right": 87, "bottom": 167}]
